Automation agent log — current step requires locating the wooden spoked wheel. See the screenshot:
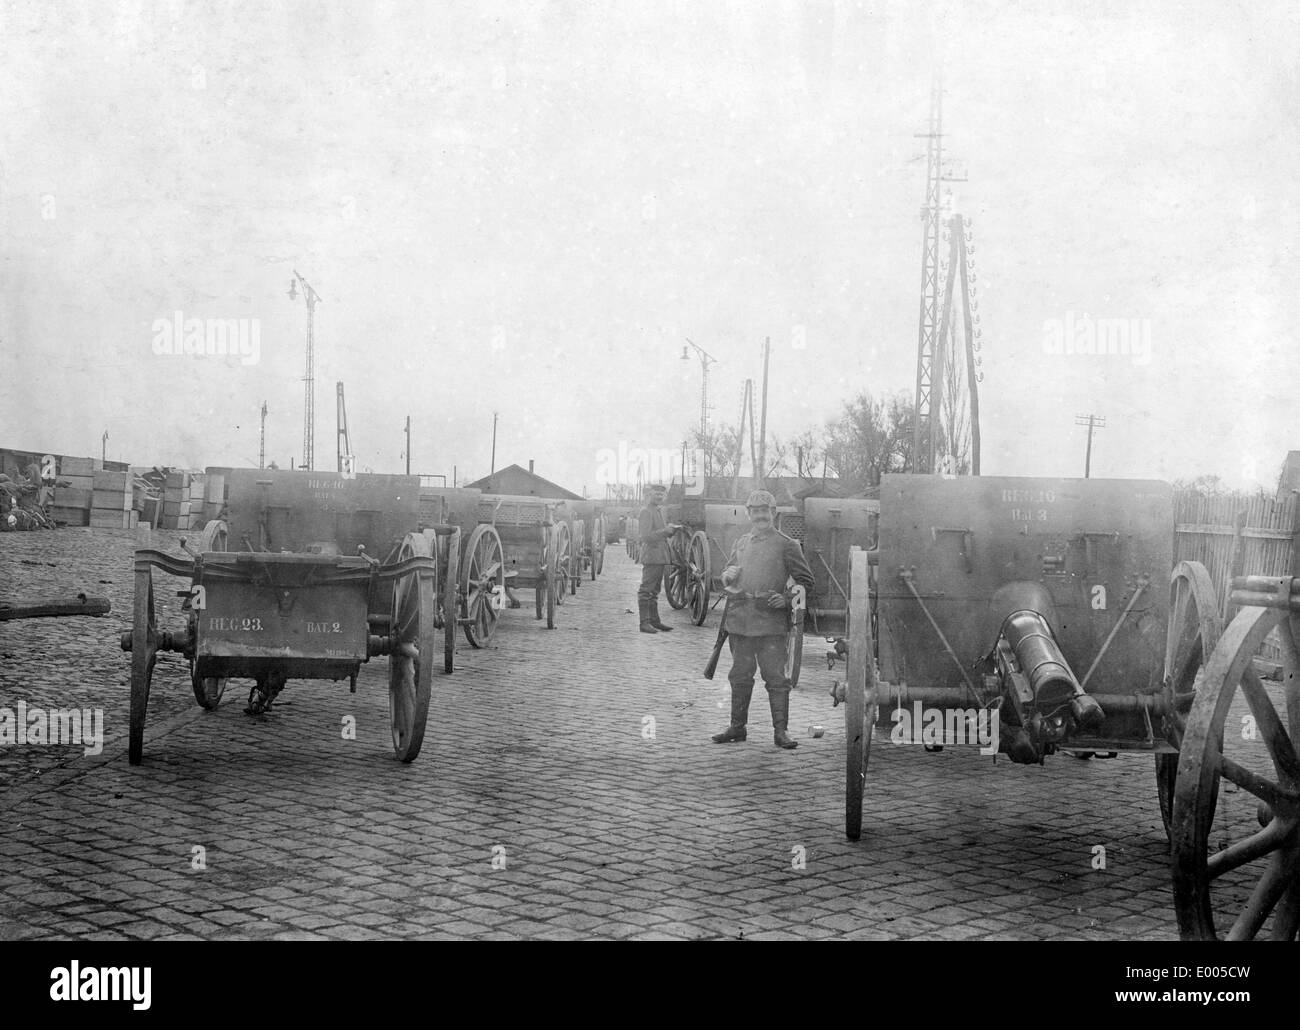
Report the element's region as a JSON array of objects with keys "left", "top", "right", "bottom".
[
  {"left": 592, "top": 515, "right": 605, "bottom": 578},
  {"left": 542, "top": 523, "right": 559, "bottom": 629},
  {"left": 536, "top": 524, "right": 546, "bottom": 621},
  {"left": 687, "top": 530, "right": 710, "bottom": 626},
  {"left": 1171, "top": 601, "right": 1300, "bottom": 940},
  {"left": 1159, "top": 561, "right": 1224, "bottom": 837},
  {"left": 462, "top": 524, "right": 505, "bottom": 648},
  {"left": 553, "top": 522, "right": 571, "bottom": 609},
  {"left": 571, "top": 519, "right": 583, "bottom": 593},
  {"left": 436, "top": 527, "right": 460, "bottom": 673},
  {"left": 128, "top": 567, "right": 157, "bottom": 766},
  {"left": 199, "top": 519, "right": 228, "bottom": 552},
  {"left": 191, "top": 519, "right": 229, "bottom": 710},
  {"left": 785, "top": 605, "right": 805, "bottom": 689},
  {"left": 663, "top": 529, "right": 689, "bottom": 610},
  {"left": 845, "top": 547, "right": 878, "bottom": 841},
  {"left": 388, "top": 533, "right": 435, "bottom": 762}
]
